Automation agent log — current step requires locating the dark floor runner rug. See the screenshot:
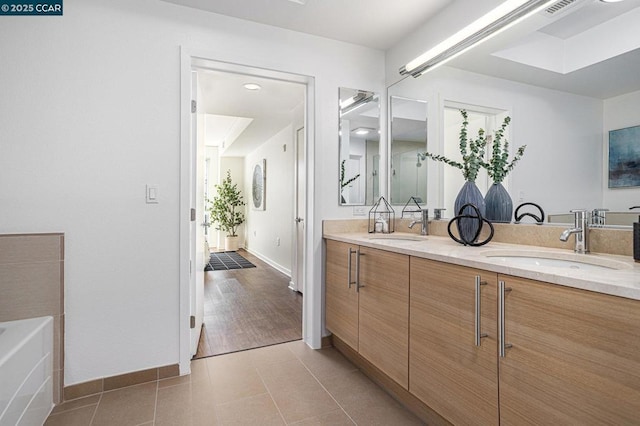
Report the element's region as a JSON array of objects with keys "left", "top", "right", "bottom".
[{"left": 204, "top": 251, "right": 256, "bottom": 271}]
